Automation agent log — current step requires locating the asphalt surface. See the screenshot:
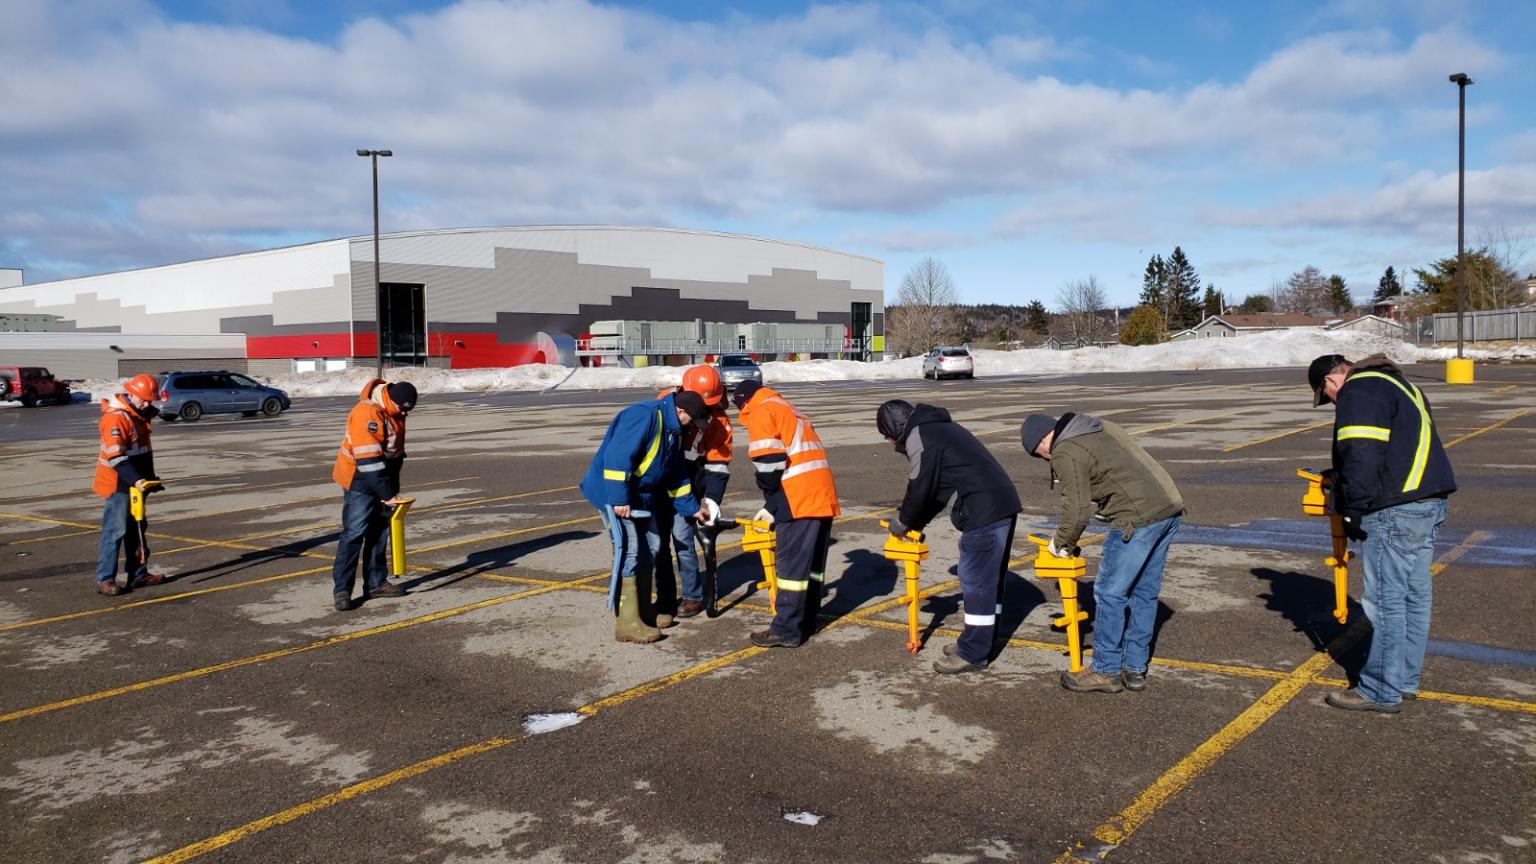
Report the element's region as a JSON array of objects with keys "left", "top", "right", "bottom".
[{"left": 1, "top": 365, "right": 1533, "bottom": 864}]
